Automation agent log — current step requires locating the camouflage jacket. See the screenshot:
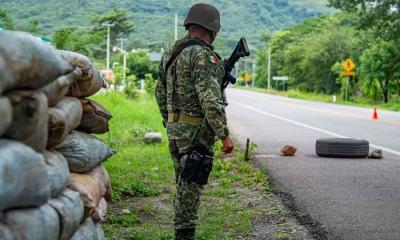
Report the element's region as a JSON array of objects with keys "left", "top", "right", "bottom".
[{"left": 155, "top": 35, "right": 229, "bottom": 148}]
